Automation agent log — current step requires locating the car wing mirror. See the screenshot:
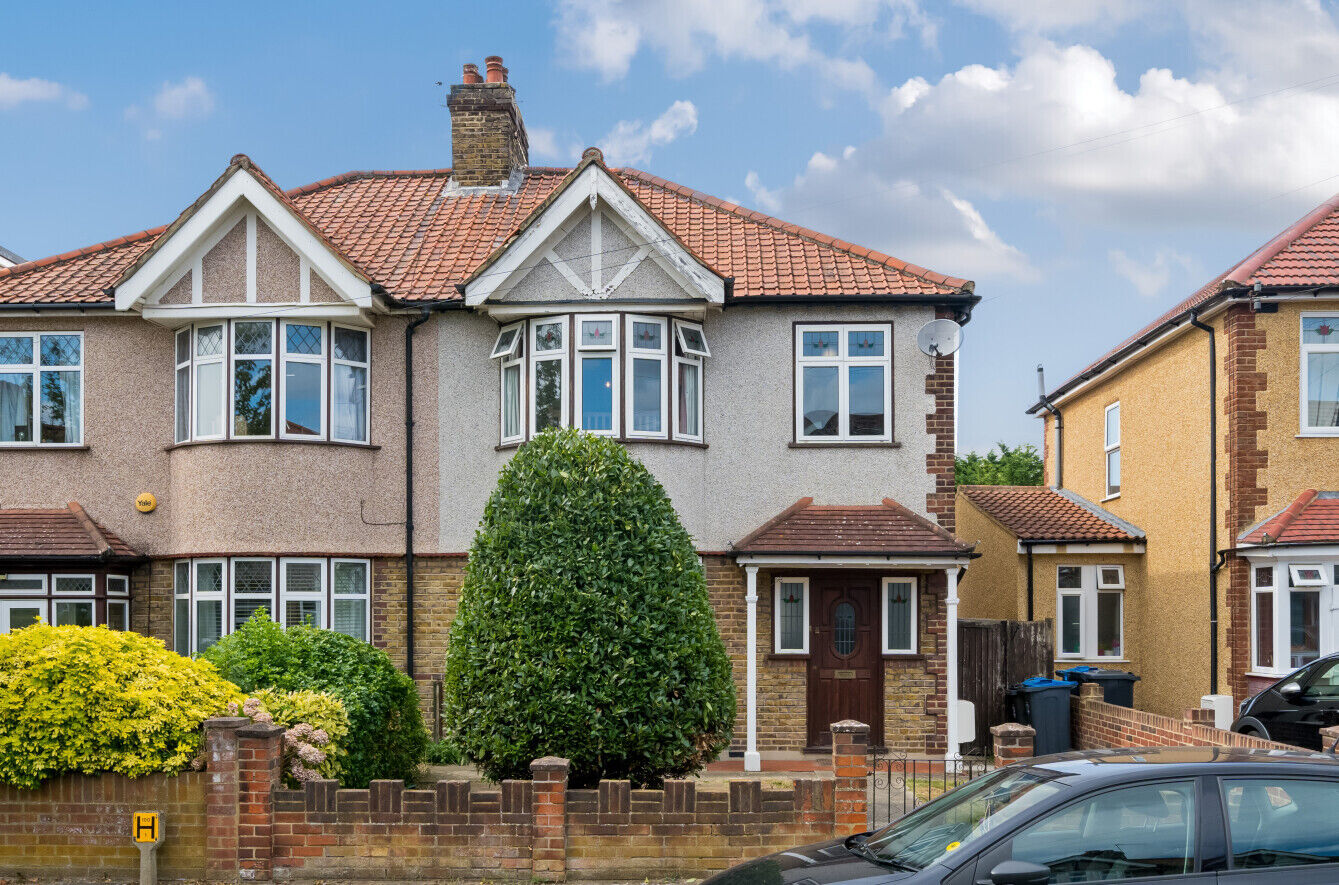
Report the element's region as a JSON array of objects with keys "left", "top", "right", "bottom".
[
  {"left": 1279, "top": 681, "right": 1303, "bottom": 698},
  {"left": 989, "top": 860, "right": 1051, "bottom": 885}
]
